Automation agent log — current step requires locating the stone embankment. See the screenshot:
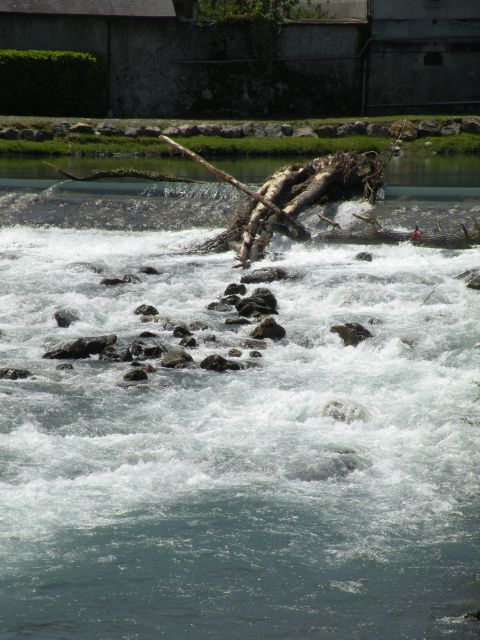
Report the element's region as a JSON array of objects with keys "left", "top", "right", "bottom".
[{"left": 1, "top": 117, "right": 479, "bottom": 143}]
